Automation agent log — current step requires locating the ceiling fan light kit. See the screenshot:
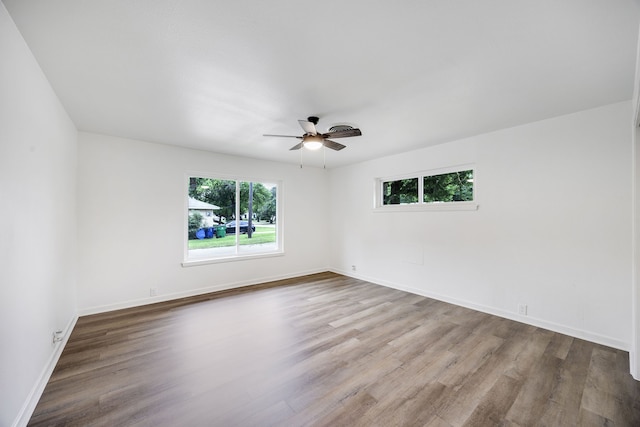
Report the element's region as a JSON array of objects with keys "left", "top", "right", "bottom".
[{"left": 302, "top": 135, "right": 323, "bottom": 150}]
